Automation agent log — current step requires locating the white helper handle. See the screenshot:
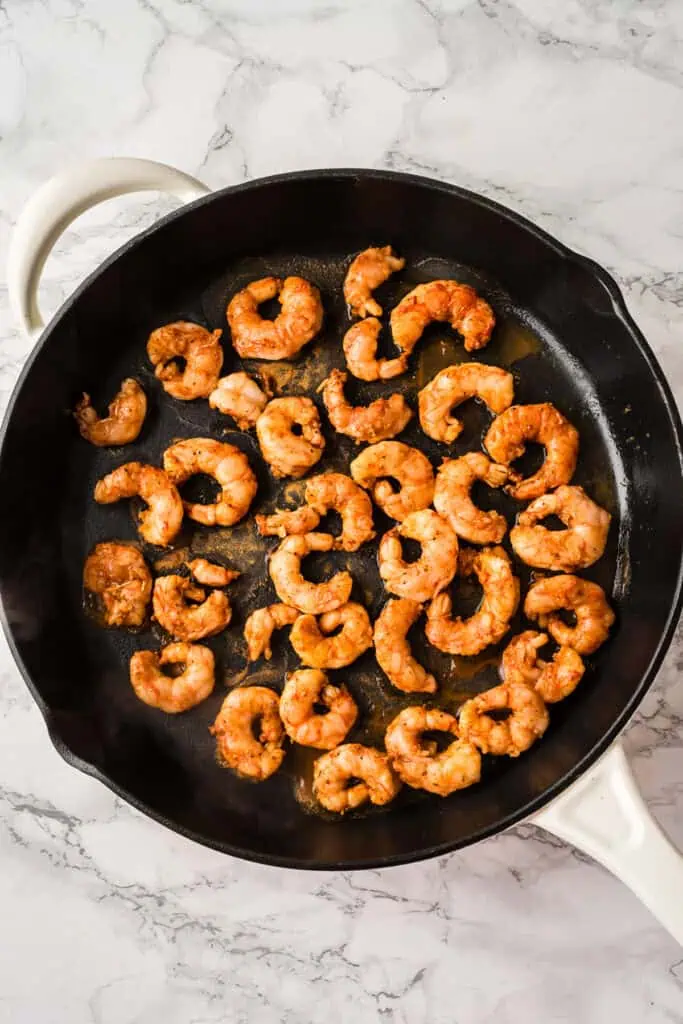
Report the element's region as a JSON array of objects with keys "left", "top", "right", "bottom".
[{"left": 7, "top": 156, "right": 210, "bottom": 342}]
